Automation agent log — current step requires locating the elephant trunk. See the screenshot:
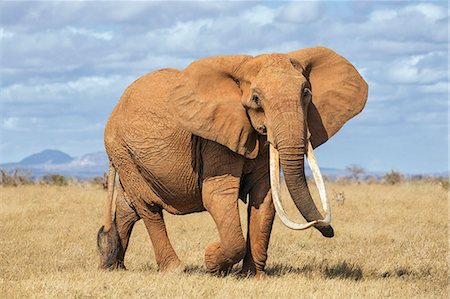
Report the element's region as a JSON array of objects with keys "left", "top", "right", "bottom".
[{"left": 269, "top": 112, "right": 333, "bottom": 237}]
